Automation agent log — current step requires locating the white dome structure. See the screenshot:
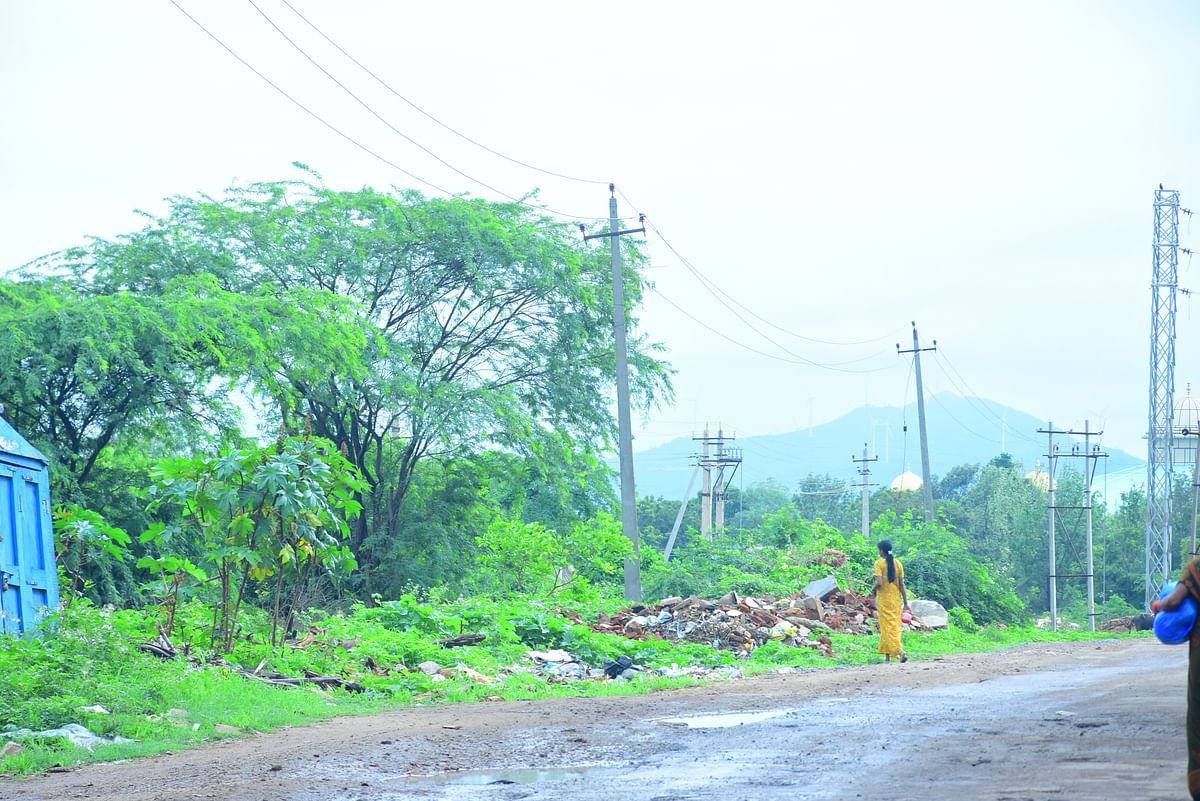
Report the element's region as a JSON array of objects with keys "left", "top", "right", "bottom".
[
  {"left": 1025, "top": 459, "right": 1054, "bottom": 491},
  {"left": 890, "top": 467, "right": 923, "bottom": 492},
  {"left": 1177, "top": 384, "right": 1200, "bottom": 436}
]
